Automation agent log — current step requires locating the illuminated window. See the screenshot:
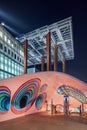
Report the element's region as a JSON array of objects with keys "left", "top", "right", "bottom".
[
  {"left": 20, "top": 49, "right": 24, "bottom": 56},
  {"left": 4, "top": 35, "right": 7, "bottom": 42},
  {"left": 0, "top": 71, "right": 4, "bottom": 79},
  {"left": 11, "top": 43, "right": 14, "bottom": 48},
  {"left": 5, "top": 73, "right": 8, "bottom": 78},
  {"left": 4, "top": 56, "right": 8, "bottom": 71},
  {"left": 0, "top": 63, "right": 4, "bottom": 70},
  {"left": 0, "top": 56, "right": 3, "bottom": 62},
  {"left": 0, "top": 31, "right": 3, "bottom": 38},
  {"left": 5, "top": 65, "right": 8, "bottom": 71},
  {"left": 12, "top": 61, "right": 15, "bottom": 74},
  {"left": 8, "top": 59, "right": 12, "bottom": 73},
  {"left": 20, "top": 66, "right": 24, "bottom": 74},
  {"left": 8, "top": 39, "right": 10, "bottom": 44},
  {"left": 0, "top": 54, "right": 4, "bottom": 70}
]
